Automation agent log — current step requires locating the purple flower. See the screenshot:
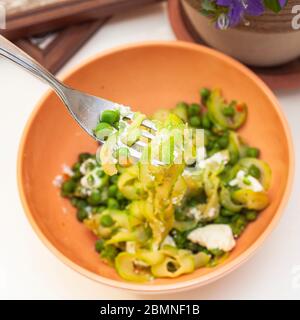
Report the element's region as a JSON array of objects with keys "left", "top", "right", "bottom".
[
  {"left": 279, "top": 0, "right": 287, "bottom": 7},
  {"left": 216, "top": 0, "right": 265, "bottom": 28}
]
